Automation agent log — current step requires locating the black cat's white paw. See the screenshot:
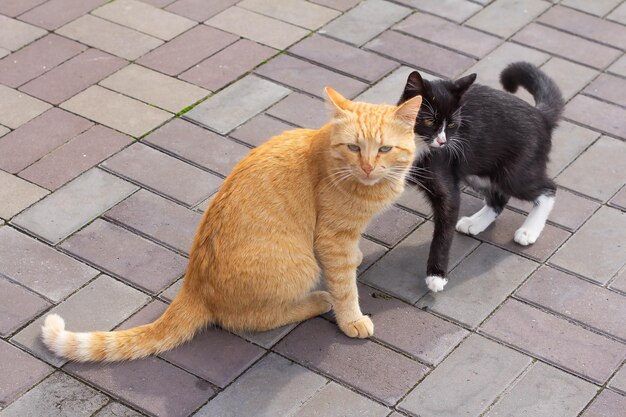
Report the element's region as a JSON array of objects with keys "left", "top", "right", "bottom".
[
  {"left": 514, "top": 227, "right": 539, "bottom": 246},
  {"left": 426, "top": 275, "right": 448, "bottom": 292}
]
